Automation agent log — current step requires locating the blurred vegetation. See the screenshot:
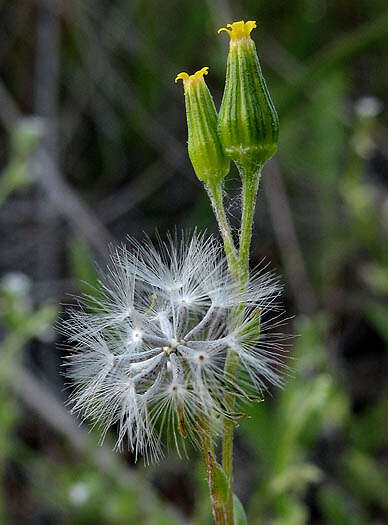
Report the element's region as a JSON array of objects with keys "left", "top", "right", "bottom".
[{"left": 0, "top": 0, "right": 388, "bottom": 523}]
